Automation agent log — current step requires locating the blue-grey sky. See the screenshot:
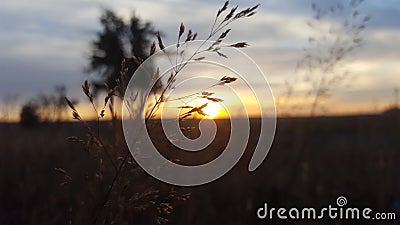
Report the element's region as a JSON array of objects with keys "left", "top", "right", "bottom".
[{"left": 1, "top": 0, "right": 399, "bottom": 117}]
